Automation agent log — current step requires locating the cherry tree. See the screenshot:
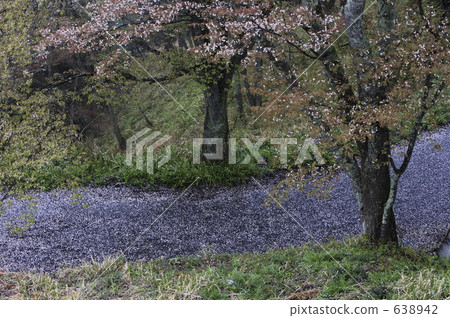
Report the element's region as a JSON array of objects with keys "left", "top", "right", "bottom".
[
  {"left": 41, "top": 1, "right": 254, "bottom": 157},
  {"left": 39, "top": 0, "right": 446, "bottom": 244},
  {"left": 266, "top": 0, "right": 448, "bottom": 243},
  {"left": 40, "top": 0, "right": 337, "bottom": 158}
]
